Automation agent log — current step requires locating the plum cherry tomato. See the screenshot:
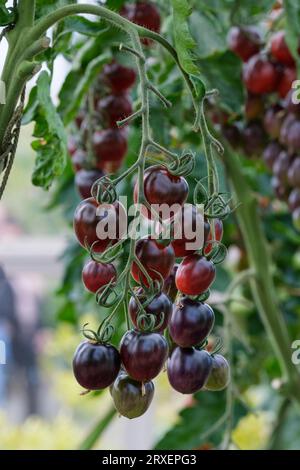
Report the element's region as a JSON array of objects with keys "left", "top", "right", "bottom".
[
  {"left": 175, "top": 255, "right": 216, "bottom": 296},
  {"left": 73, "top": 198, "right": 125, "bottom": 253},
  {"left": 205, "top": 354, "right": 230, "bottom": 391},
  {"left": 121, "top": 1, "right": 161, "bottom": 46},
  {"left": 227, "top": 26, "right": 261, "bottom": 62},
  {"left": 131, "top": 237, "right": 175, "bottom": 286},
  {"left": 102, "top": 61, "right": 136, "bottom": 94},
  {"left": 73, "top": 341, "right": 121, "bottom": 390},
  {"left": 263, "top": 141, "right": 282, "bottom": 171},
  {"left": 285, "top": 120, "right": 300, "bottom": 153},
  {"left": 204, "top": 219, "right": 223, "bottom": 255},
  {"left": 167, "top": 347, "right": 212, "bottom": 394},
  {"left": 75, "top": 168, "right": 104, "bottom": 200},
  {"left": 110, "top": 372, "right": 154, "bottom": 419},
  {"left": 120, "top": 329, "right": 168, "bottom": 382},
  {"left": 82, "top": 260, "right": 117, "bottom": 294},
  {"left": 93, "top": 129, "right": 128, "bottom": 163},
  {"left": 134, "top": 166, "right": 188, "bottom": 220},
  {"left": 129, "top": 288, "right": 172, "bottom": 332},
  {"left": 97, "top": 94, "right": 133, "bottom": 129},
  {"left": 243, "top": 54, "right": 280, "bottom": 94},
  {"left": 263, "top": 105, "right": 284, "bottom": 139},
  {"left": 172, "top": 205, "right": 210, "bottom": 257},
  {"left": 270, "top": 31, "right": 295, "bottom": 66},
  {"left": 169, "top": 298, "right": 215, "bottom": 348}
]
